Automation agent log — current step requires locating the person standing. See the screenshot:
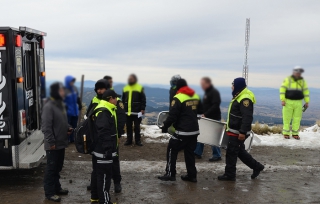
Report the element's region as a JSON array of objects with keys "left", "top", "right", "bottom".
[
  {"left": 87, "top": 79, "right": 125, "bottom": 194},
  {"left": 90, "top": 90, "right": 118, "bottom": 204},
  {"left": 218, "top": 78, "right": 264, "bottom": 181},
  {"left": 280, "top": 66, "right": 310, "bottom": 140},
  {"left": 169, "top": 75, "right": 181, "bottom": 103},
  {"left": 122, "top": 74, "right": 146, "bottom": 146},
  {"left": 42, "top": 82, "right": 71, "bottom": 202},
  {"left": 194, "top": 77, "right": 222, "bottom": 162},
  {"left": 64, "top": 75, "right": 81, "bottom": 143},
  {"left": 158, "top": 79, "right": 202, "bottom": 183}
]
